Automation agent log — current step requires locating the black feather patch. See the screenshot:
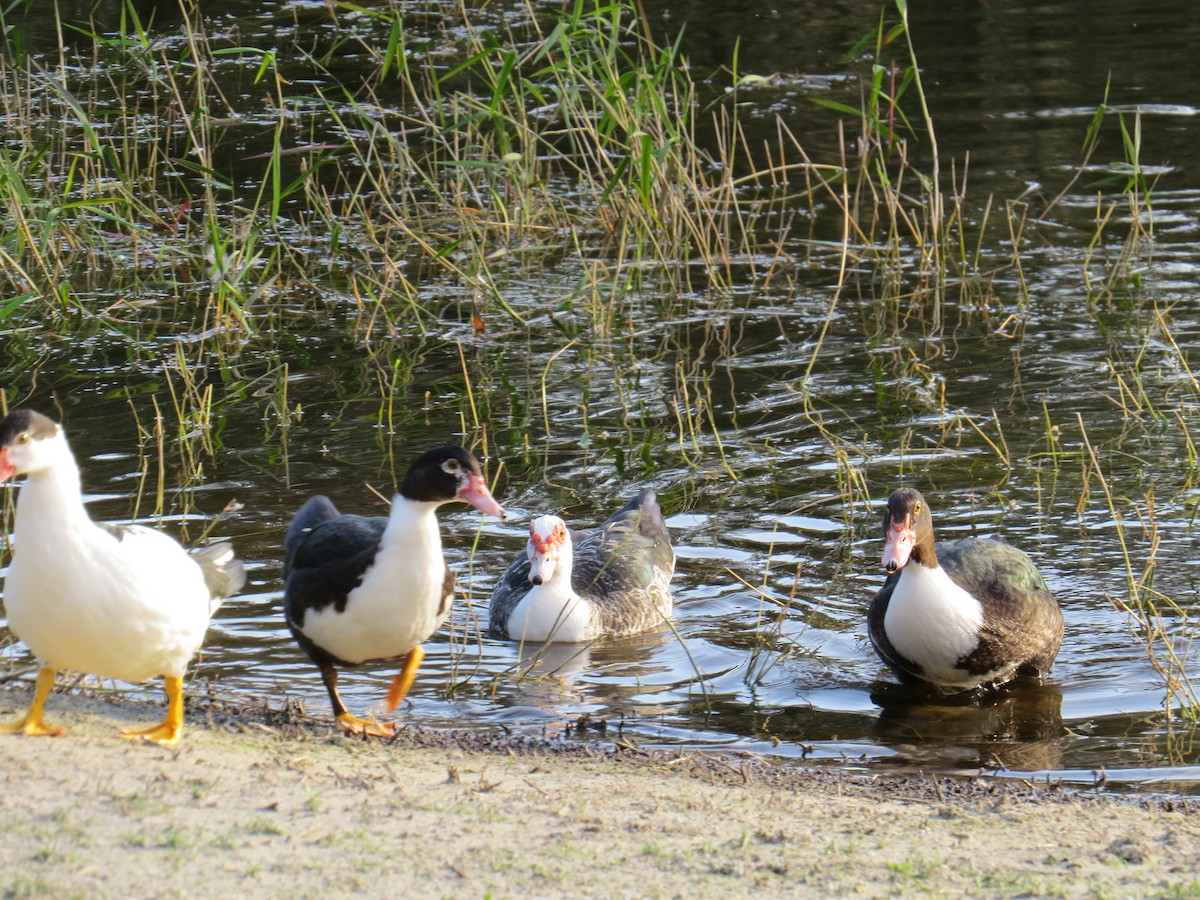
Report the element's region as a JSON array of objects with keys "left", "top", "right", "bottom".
[{"left": 0, "top": 409, "right": 60, "bottom": 446}]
